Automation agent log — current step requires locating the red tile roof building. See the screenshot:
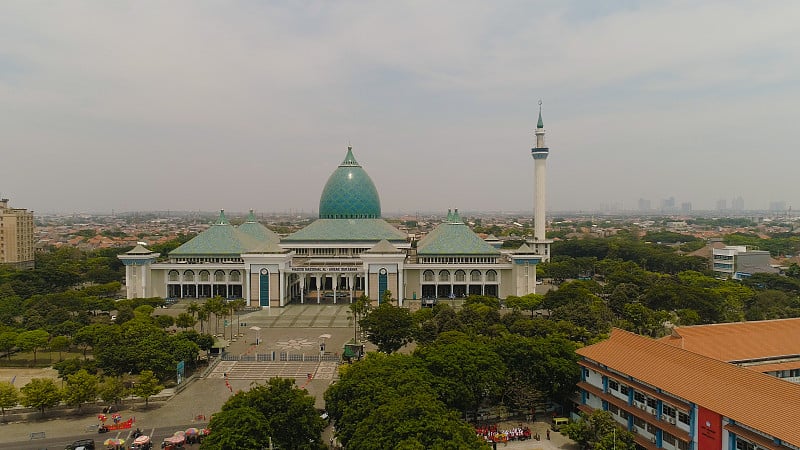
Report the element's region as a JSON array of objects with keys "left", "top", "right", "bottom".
[{"left": 575, "top": 328, "right": 800, "bottom": 450}]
